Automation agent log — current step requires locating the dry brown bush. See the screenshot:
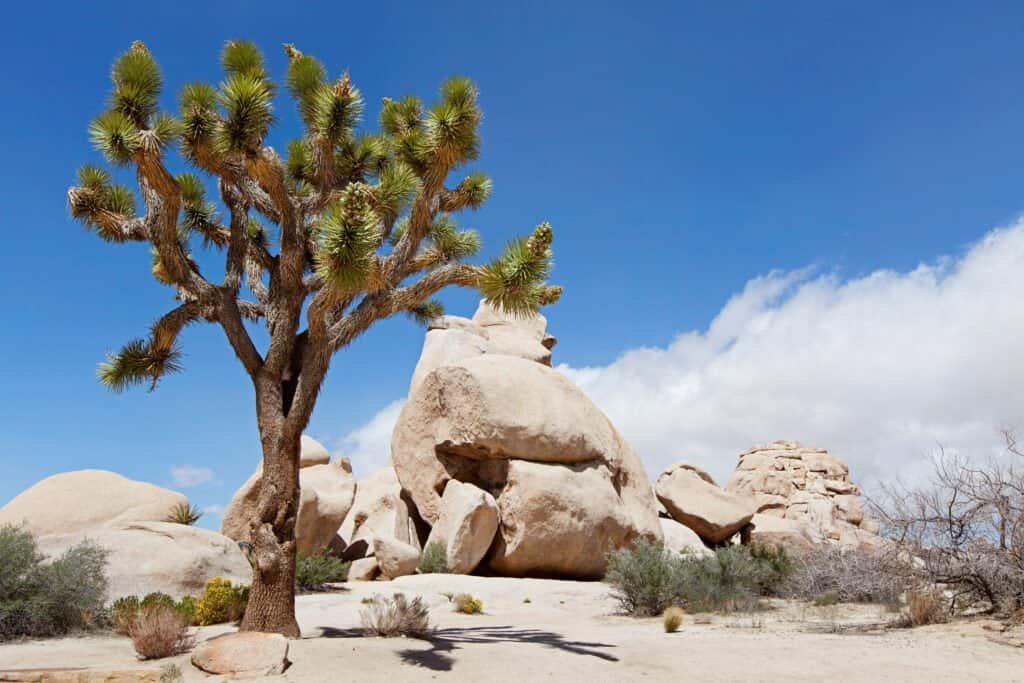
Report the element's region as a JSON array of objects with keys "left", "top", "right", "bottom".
[
  {"left": 785, "top": 545, "right": 908, "bottom": 606},
  {"left": 128, "top": 605, "right": 194, "bottom": 660},
  {"left": 907, "top": 587, "right": 949, "bottom": 626},
  {"left": 360, "top": 593, "right": 432, "bottom": 638}
]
